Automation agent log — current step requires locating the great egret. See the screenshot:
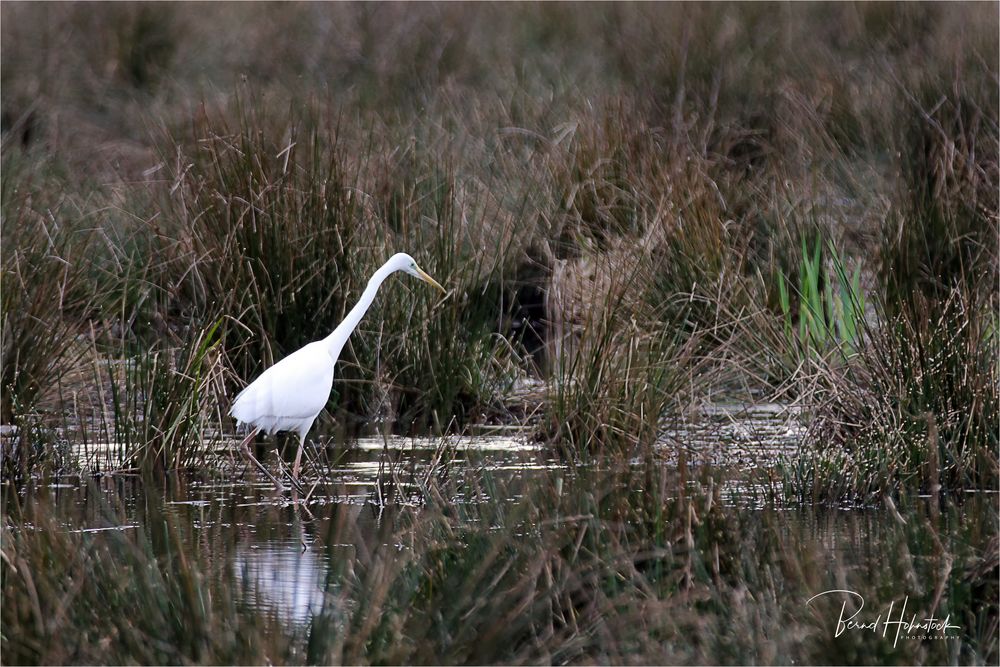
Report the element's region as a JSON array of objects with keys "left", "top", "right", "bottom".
[{"left": 230, "top": 253, "right": 446, "bottom": 489}]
